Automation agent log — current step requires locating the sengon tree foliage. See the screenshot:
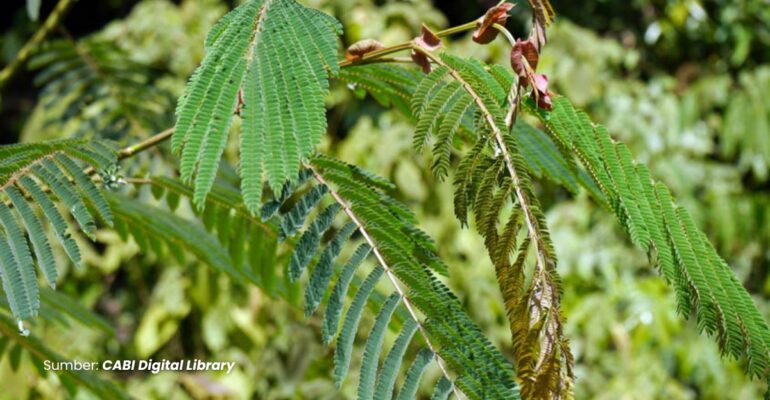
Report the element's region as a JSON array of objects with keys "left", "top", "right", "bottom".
[{"left": 1, "top": 0, "right": 769, "bottom": 398}]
